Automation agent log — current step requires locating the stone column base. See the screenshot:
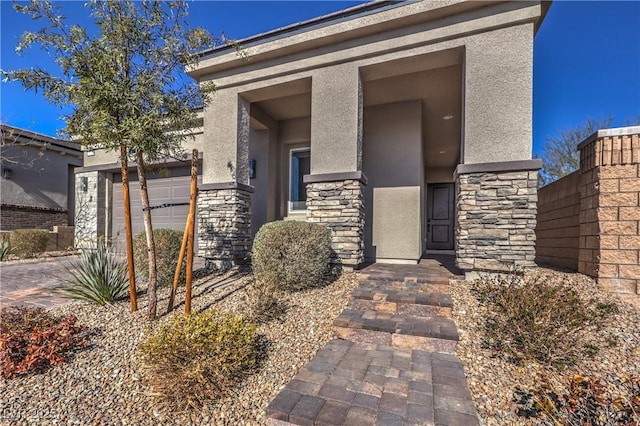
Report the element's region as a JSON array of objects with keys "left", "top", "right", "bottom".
[
  {"left": 197, "top": 184, "right": 252, "bottom": 270},
  {"left": 305, "top": 173, "right": 366, "bottom": 269},
  {"left": 455, "top": 162, "right": 540, "bottom": 272}
]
